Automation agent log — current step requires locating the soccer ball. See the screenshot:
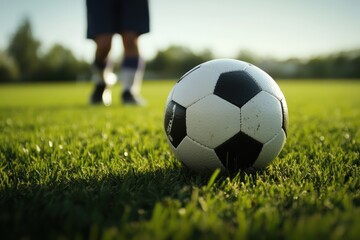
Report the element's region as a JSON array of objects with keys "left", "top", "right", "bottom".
[{"left": 164, "top": 59, "right": 288, "bottom": 173}]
